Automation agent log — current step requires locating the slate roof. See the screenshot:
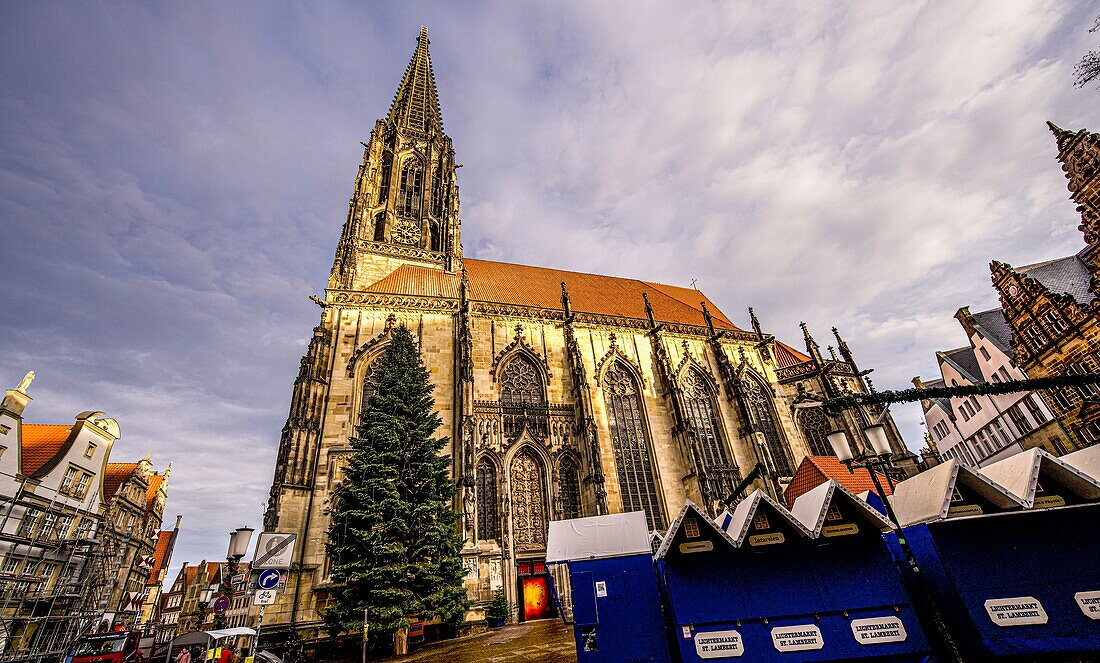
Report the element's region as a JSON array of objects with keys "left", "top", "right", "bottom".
[
  {"left": 971, "top": 307, "right": 1012, "bottom": 353},
  {"left": 784, "top": 455, "right": 893, "bottom": 507},
  {"left": 103, "top": 463, "right": 139, "bottom": 500},
  {"left": 364, "top": 258, "right": 742, "bottom": 331},
  {"left": 1017, "top": 249, "right": 1094, "bottom": 305},
  {"left": 20, "top": 424, "right": 73, "bottom": 476},
  {"left": 940, "top": 347, "right": 982, "bottom": 383}
]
